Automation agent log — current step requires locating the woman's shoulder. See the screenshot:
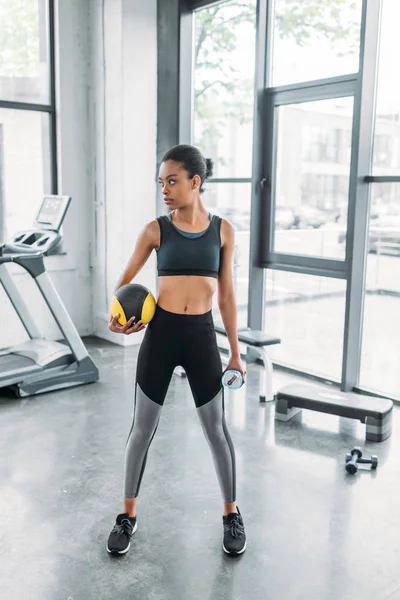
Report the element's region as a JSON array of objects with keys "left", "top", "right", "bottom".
[
  {"left": 215, "top": 215, "right": 233, "bottom": 230},
  {"left": 141, "top": 219, "right": 164, "bottom": 246}
]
